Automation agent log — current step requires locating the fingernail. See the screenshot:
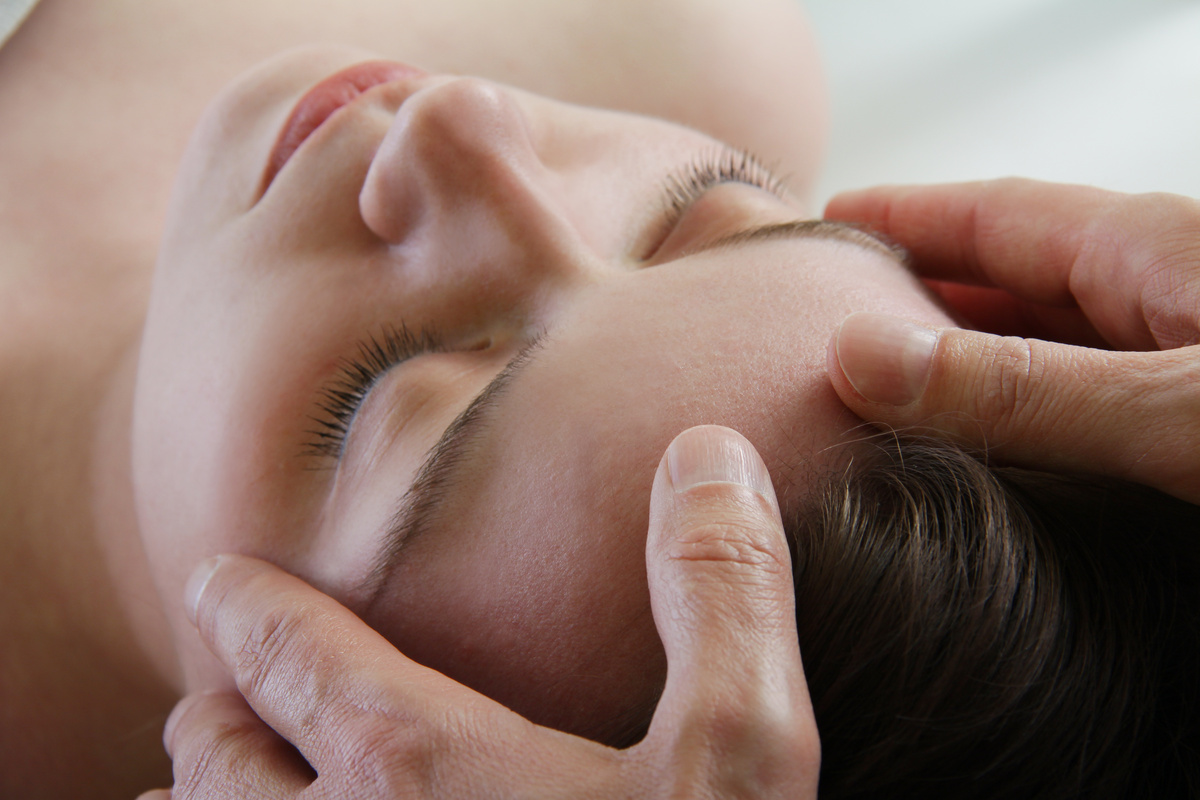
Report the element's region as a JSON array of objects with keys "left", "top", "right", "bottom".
[
  {"left": 184, "top": 557, "right": 221, "bottom": 626},
  {"left": 834, "top": 312, "right": 937, "bottom": 405},
  {"left": 667, "top": 425, "right": 774, "bottom": 501}
]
